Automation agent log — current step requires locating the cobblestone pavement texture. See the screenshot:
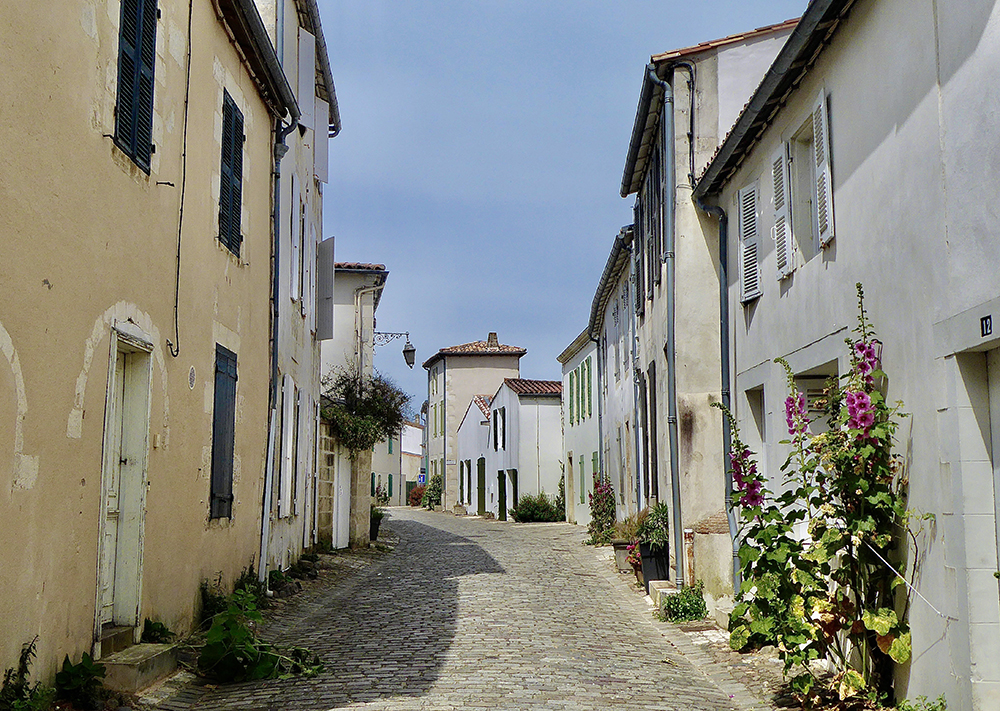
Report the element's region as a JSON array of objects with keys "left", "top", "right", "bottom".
[{"left": 144, "top": 509, "right": 778, "bottom": 711}]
